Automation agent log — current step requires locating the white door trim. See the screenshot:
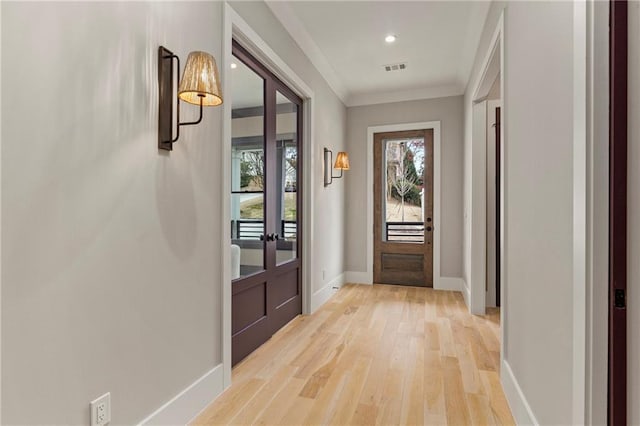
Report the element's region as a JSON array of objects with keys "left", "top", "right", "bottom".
[
  {"left": 470, "top": 12, "right": 503, "bottom": 318},
  {"left": 583, "top": 1, "right": 609, "bottom": 423},
  {"left": 221, "top": 2, "right": 315, "bottom": 390},
  {"left": 366, "top": 121, "right": 441, "bottom": 289},
  {"left": 469, "top": 5, "right": 508, "bottom": 403},
  {"left": 573, "top": 1, "right": 588, "bottom": 422}
]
